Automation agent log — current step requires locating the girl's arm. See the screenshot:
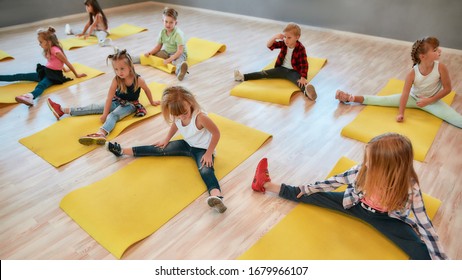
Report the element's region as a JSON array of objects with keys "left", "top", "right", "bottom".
[
  {"left": 409, "top": 186, "right": 448, "bottom": 259},
  {"left": 416, "top": 63, "right": 452, "bottom": 108},
  {"left": 396, "top": 69, "right": 415, "bottom": 122},
  {"left": 77, "top": 20, "right": 91, "bottom": 37},
  {"left": 164, "top": 45, "right": 184, "bottom": 64},
  {"left": 55, "top": 51, "right": 87, "bottom": 78},
  {"left": 100, "top": 78, "right": 118, "bottom": 123},
  {"left": 197, "top": 112, "right": 220, "bottom": 168},
  {"left": 138, "top": 77, "right": 160, "bottom": 106},
  {"left": 267, "top": 33, "right": 284, "bottom": 48},
  {"left": 87, "top": 13, "right": 105, "bottom": 37},
  {"left": 145, "top": 43, "right": 162, "bottom": 57},
  {"left": 298, "top": 165, "right": 361, "bottom": 196},
  {"left": 155, "top": 123, "right": 178, "bottom": 148}
]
